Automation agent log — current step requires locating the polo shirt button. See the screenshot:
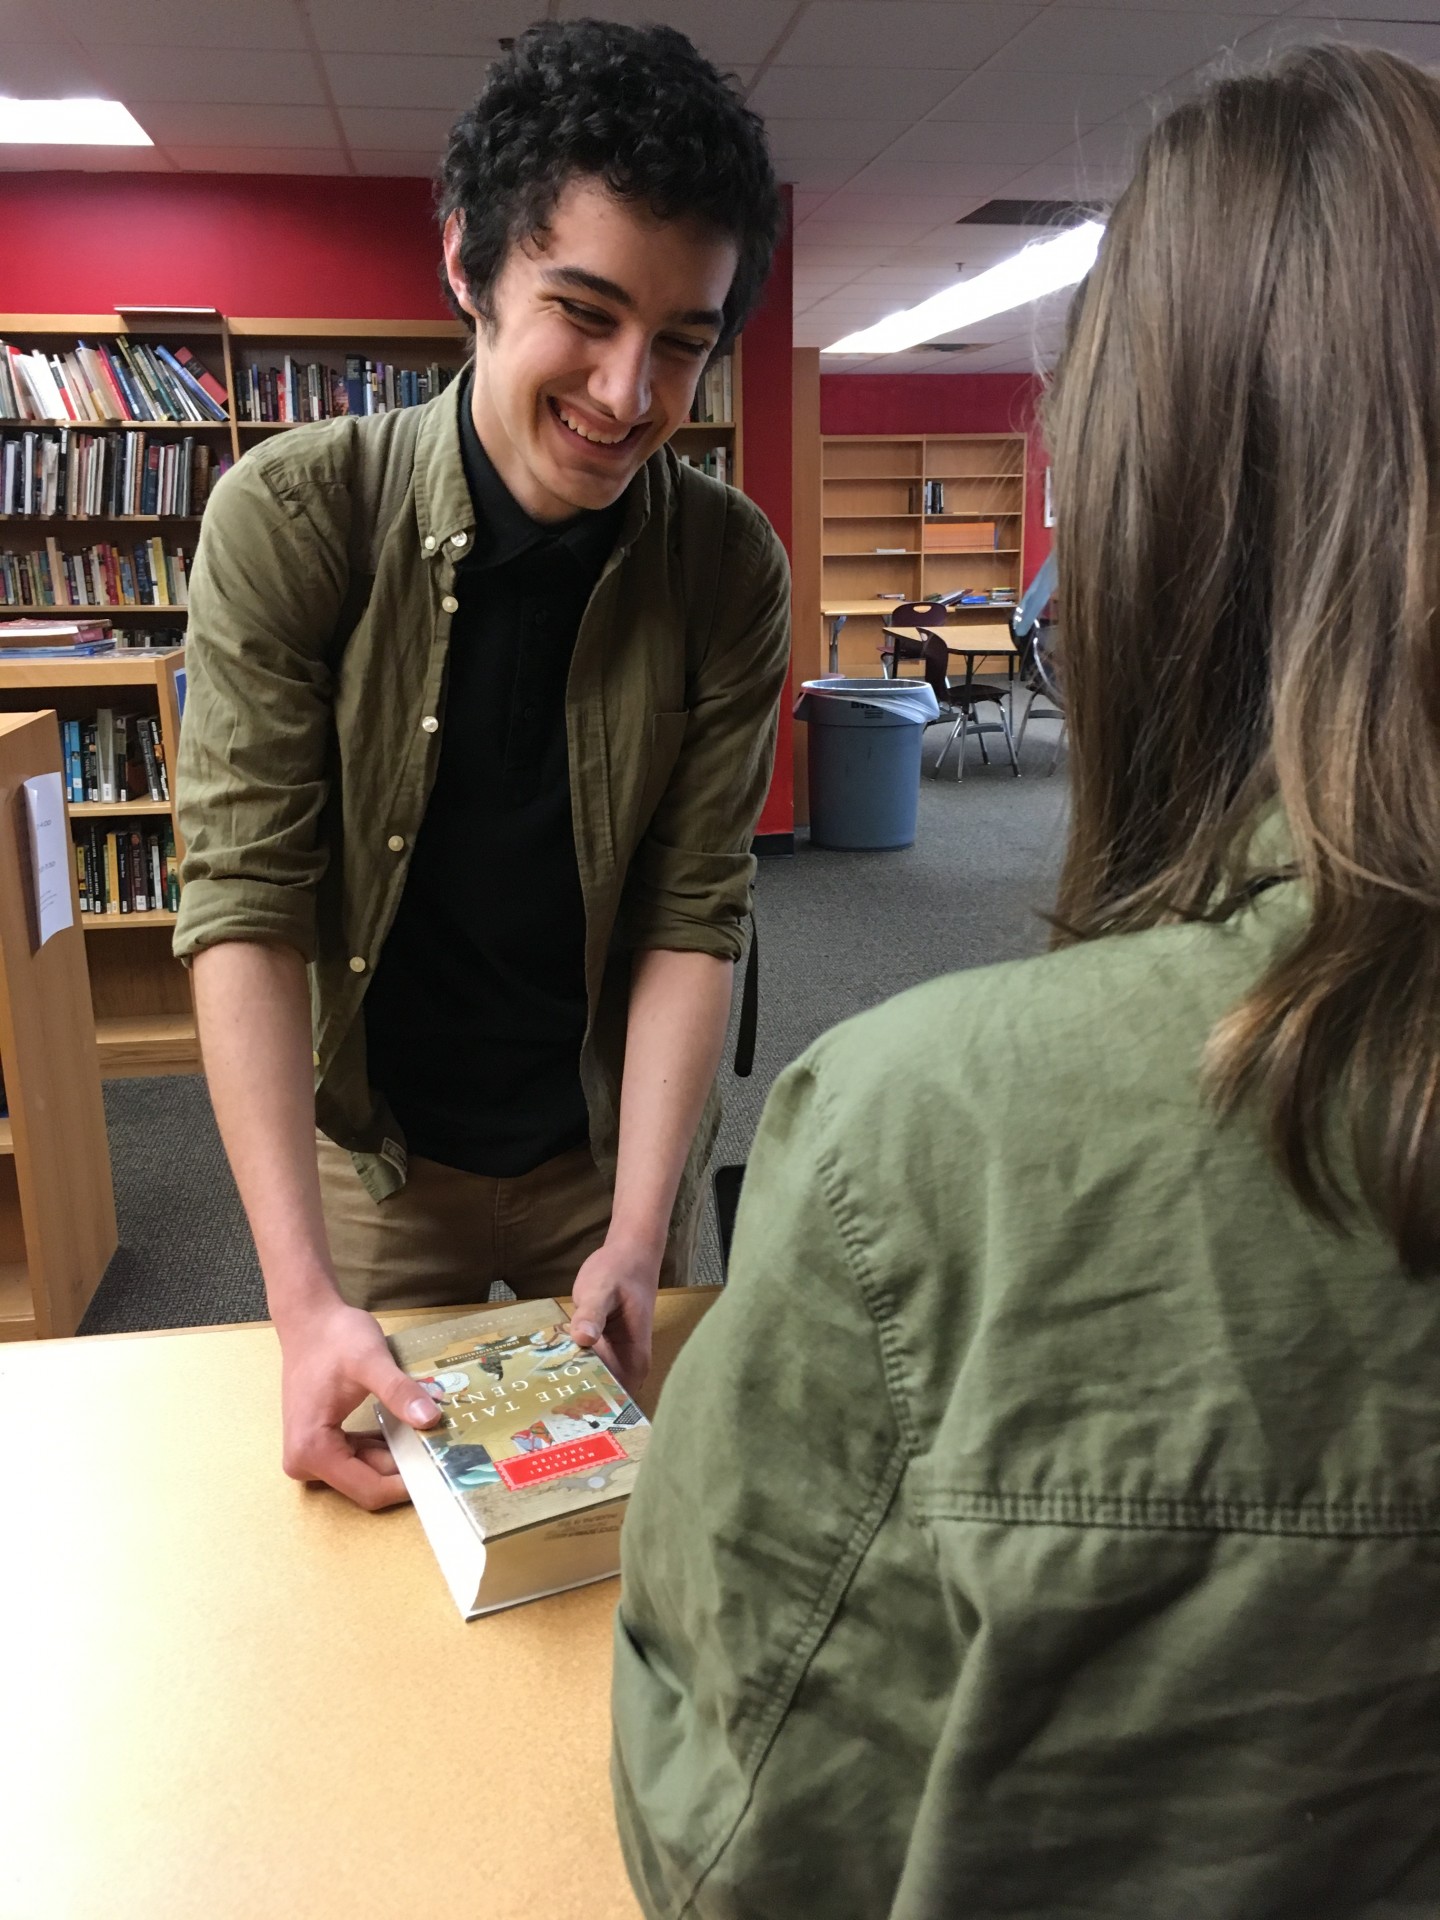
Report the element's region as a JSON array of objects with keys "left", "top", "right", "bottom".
[
  {"left": 441, "top": 594, "right": 459, "bottom": 614},
  {"left": 421, "top": 715, "right": 439, "bottom": 733},
  {"left": 451, "top": 531, "right": 468, "bottom": 548},
  {"left": 423, "top": 535, "right": 437, "bottom": 552},
  {"left": 349, "top": 955, "right": 367, "bottom": 974},
  {"left": 387, "top": 834, "right": 405, "bottom": 852},
  {"left": 312, "top": 1050, "right": 320, "bottom": 1068}
]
